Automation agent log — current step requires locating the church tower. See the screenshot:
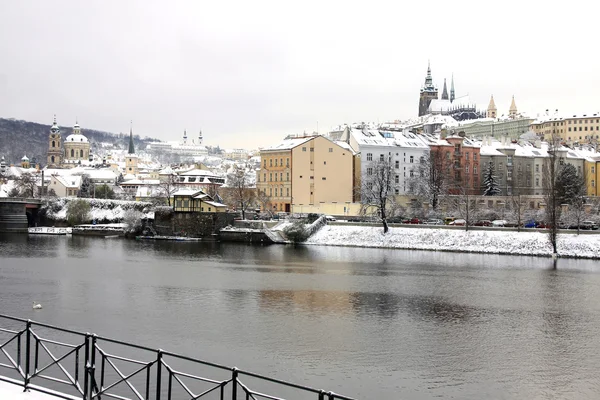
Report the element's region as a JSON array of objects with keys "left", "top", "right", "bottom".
[
  {"left": 47, "top": 115, "right": 62, "bottom": 168},
  {"left": 125, "top": 122, "right": 139, "bottom": 176},
  {"left": 450, "top": 75, "right": 455, "bottom": 103},
  {"left": 509, "top": 95, "right": 518, "bottom": 118},
  {"left": 487, "top": 95, "right": 497, "bottom": 118},
  {"left": 198, "top": 130, "right": 203, "bottom": 145},
  {"left": 418, "top": 61, "right": 438, "bottom": 116},
  {"left": 183, "top": 129, "right": 188, "bottom": 145},
  {"left": 441, "top": 78, "right": 449, "bottom": 100}
]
